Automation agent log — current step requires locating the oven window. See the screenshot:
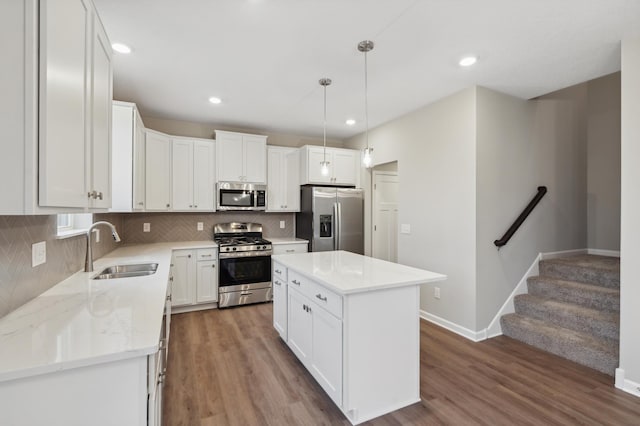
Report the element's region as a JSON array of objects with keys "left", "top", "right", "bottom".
[
  {"left": 220, "top": 190, "right": 253, "bottom": 207},
  {"left": 219, "top": 256, "right": 271, "bottom": 286}
]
